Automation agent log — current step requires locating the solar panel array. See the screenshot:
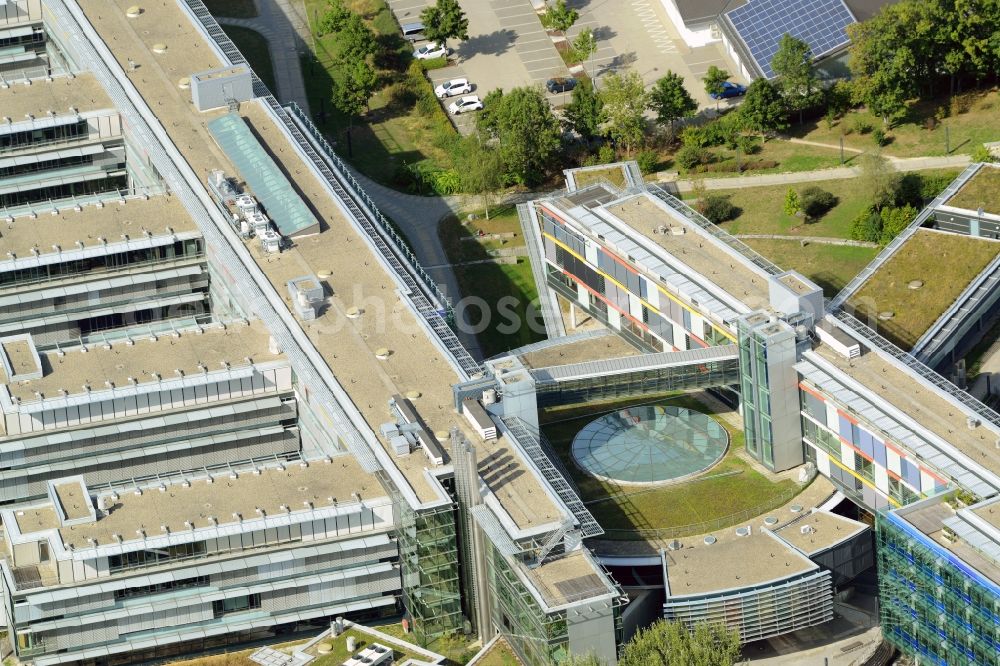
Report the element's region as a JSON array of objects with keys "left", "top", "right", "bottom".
[{"left": 725, "top": 0, "right": 856, "bottom": 79}]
